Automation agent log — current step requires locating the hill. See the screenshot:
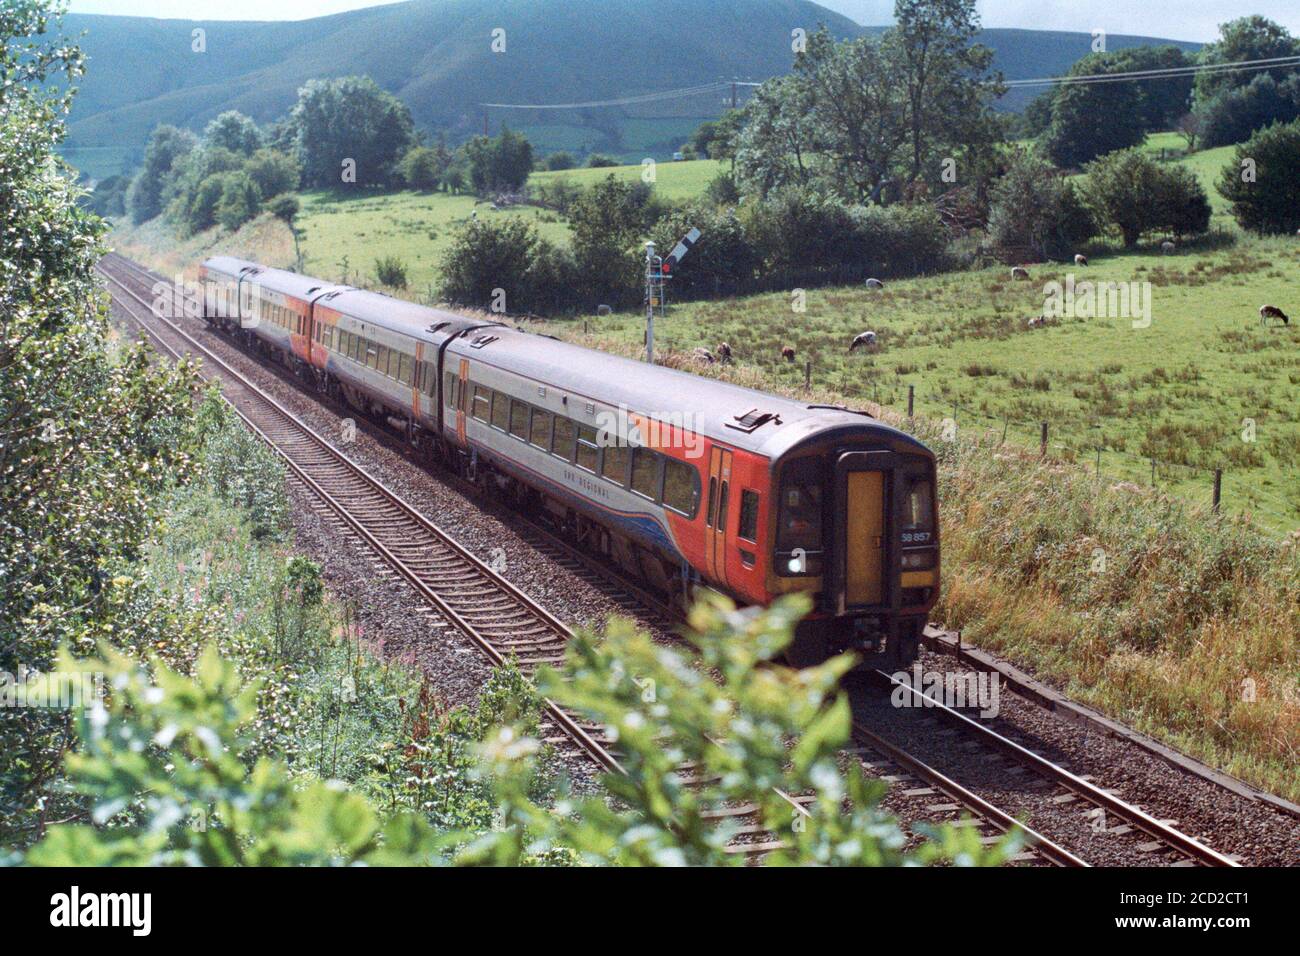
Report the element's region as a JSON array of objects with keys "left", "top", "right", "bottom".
[{"left": 62, "top": 0, "right": 1198, "bottom": 175}]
